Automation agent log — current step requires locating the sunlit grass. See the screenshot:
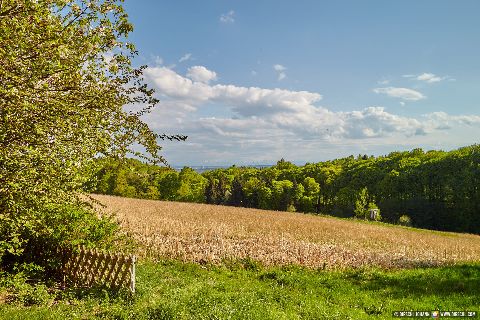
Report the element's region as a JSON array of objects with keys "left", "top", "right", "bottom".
[{"left": 2, "top": 260, "right": 479, "bottom": 319}]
